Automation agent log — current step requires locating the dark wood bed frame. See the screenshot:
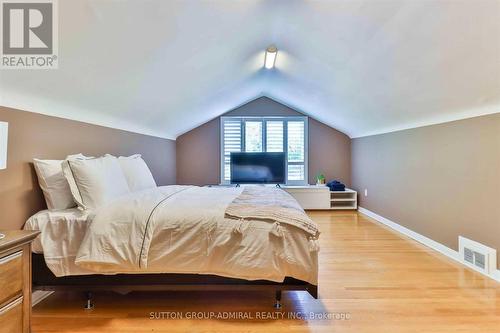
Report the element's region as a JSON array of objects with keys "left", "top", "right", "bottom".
[{"left": 32, "top": 254, "right": 318, "bottom": 308}]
